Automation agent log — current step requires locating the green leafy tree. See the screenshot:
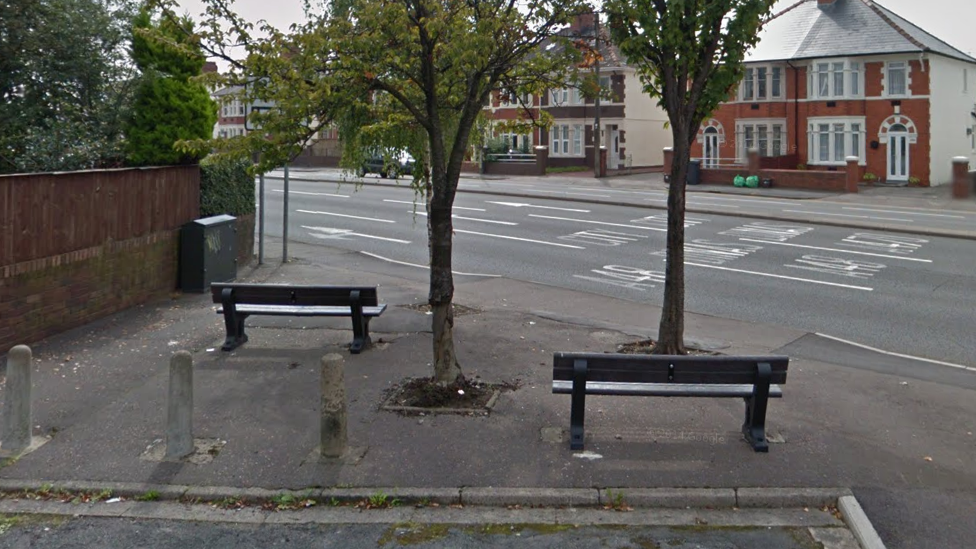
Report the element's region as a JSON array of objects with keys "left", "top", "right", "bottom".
[
  {"left": 177, "top": 0, "right": 589, "bottom": 384},
  {"left": 0, "top": 0, "right": 138, "bottom": 173},
  {"left": 606, "top": 0, "right": 774, "bottom": 354},
  {"left": 125, "top": 5, "right": 215, "bottom": 166}
]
